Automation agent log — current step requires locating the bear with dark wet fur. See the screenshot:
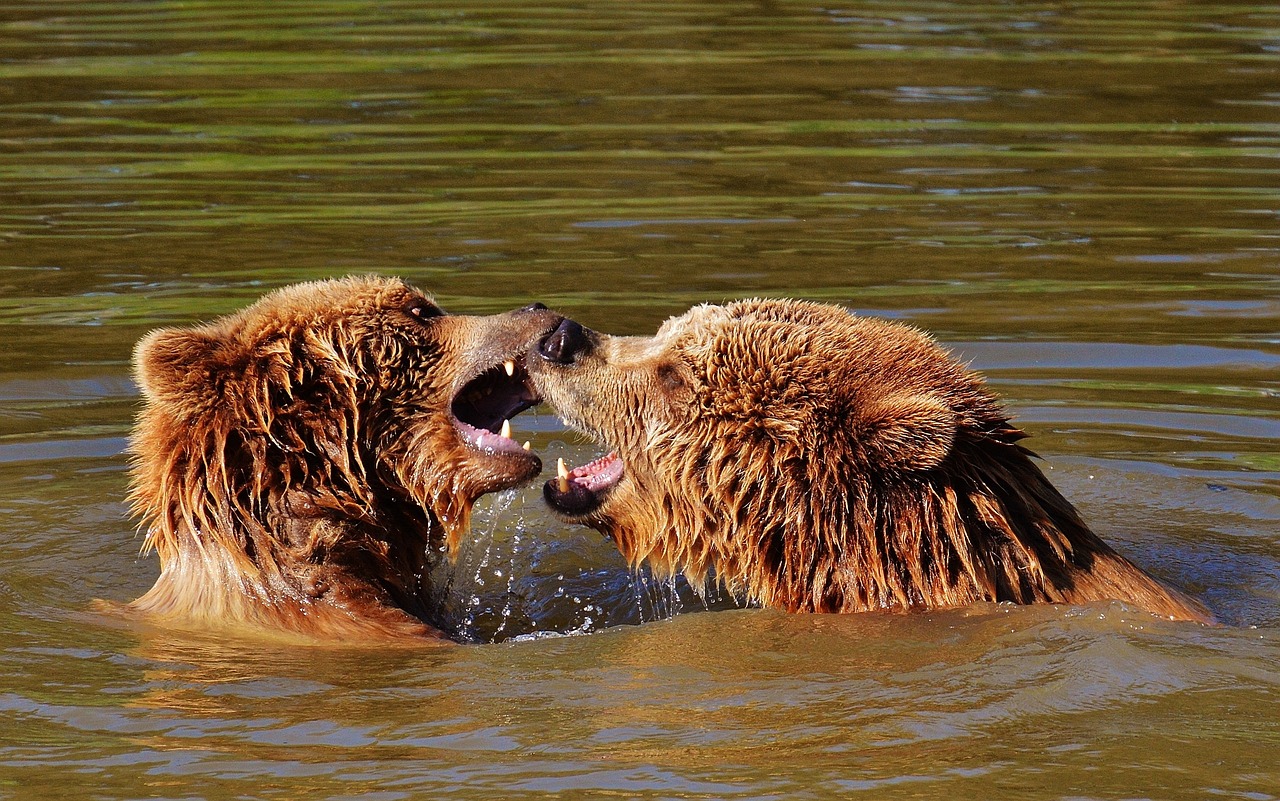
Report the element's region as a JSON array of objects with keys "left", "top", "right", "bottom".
[
  {"left": 127, "top": 277, "right": 562, "bottom": 642},
  {"left": 529, "top": 301, "right": 1212, "bottom": 623}
]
